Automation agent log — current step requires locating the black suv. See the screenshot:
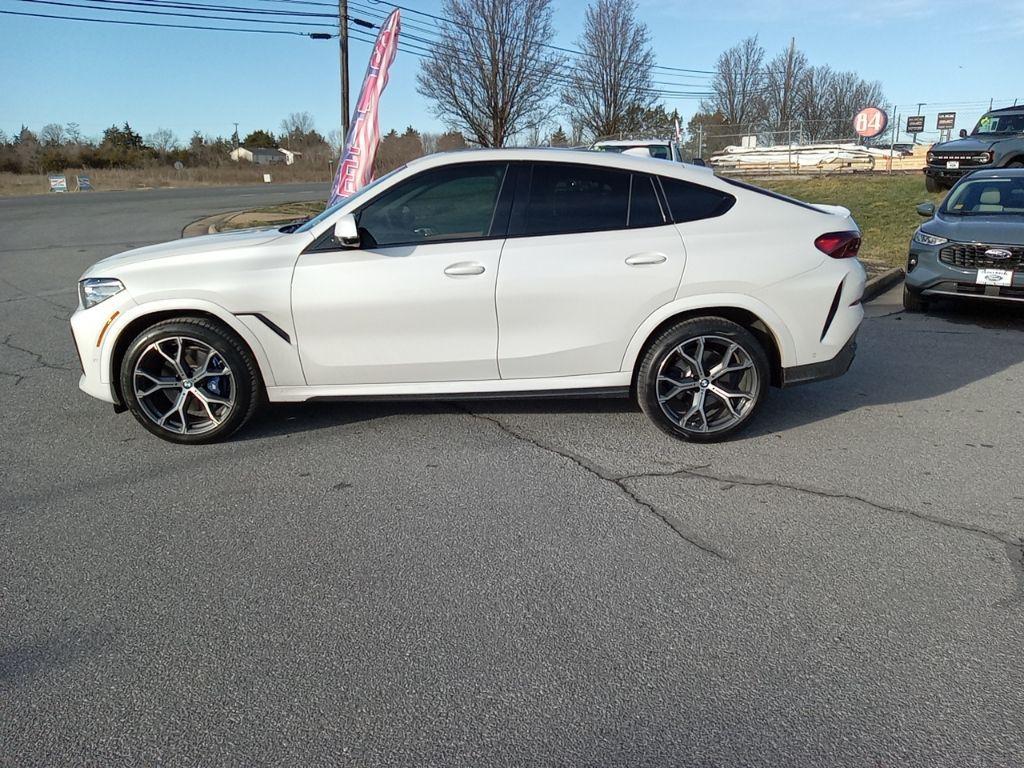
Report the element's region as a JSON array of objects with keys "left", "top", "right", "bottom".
[{"left": 924, "top": 106, "right": 1024, "bottom": 192}]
